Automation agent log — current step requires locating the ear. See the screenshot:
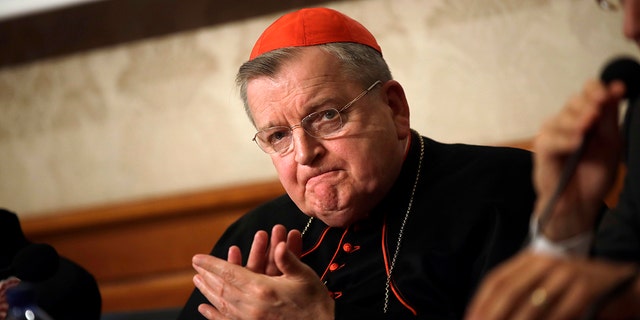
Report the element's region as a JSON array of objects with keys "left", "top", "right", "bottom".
[{"left": 381, "top": 80, "right": 411, "bottom": 140}]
